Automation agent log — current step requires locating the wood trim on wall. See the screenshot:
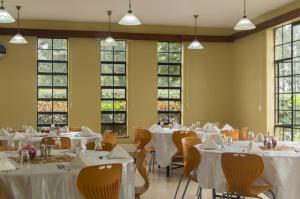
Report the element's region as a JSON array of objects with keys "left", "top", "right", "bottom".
[{"left": 0, "top": 8, "right": 299, "bottom": 42}]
